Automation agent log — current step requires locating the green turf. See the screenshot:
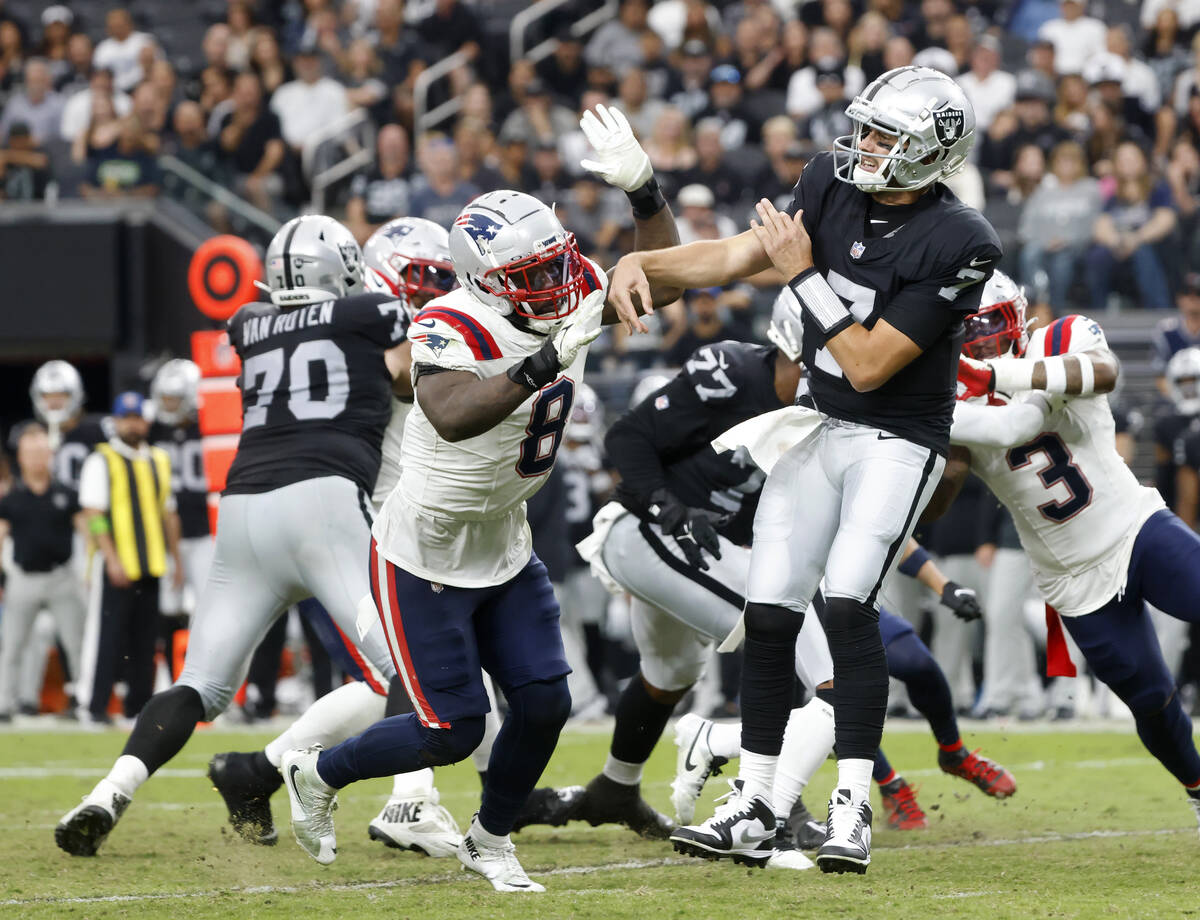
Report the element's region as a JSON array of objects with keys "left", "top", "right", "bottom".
[{"left": 0, "top": 723, "right": 1196, "bottom": 919}]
